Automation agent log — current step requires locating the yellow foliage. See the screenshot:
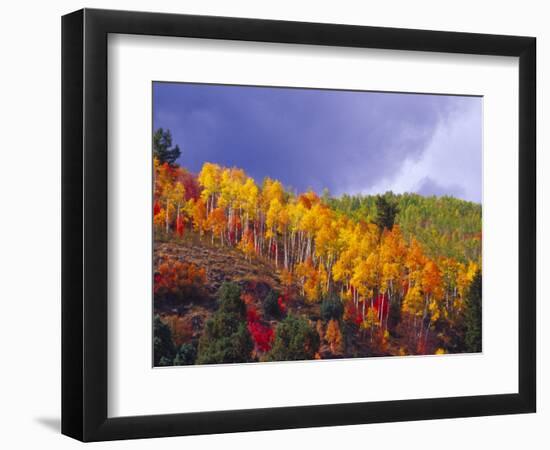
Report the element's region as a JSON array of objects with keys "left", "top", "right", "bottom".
[
  {"left": 156, "top": 160, "right": 481, "bottom": 352},
  {"left": 280, "top": 268, "right": 293, "bottom": 288},
  {"left": 154, "top": 208, "right": 166, "bottom": 229},
  {"left": 198, "top": 162, "right": 222, "bottom": 201},
  {"left": 295, "top": 258, "right": 326, "bottom": 303},
  {"left": 403, "top": 284, "right": 423, "bottom": 317},
  {"left": 325, "top": 319, "right": 343, "bottom": 352}
]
